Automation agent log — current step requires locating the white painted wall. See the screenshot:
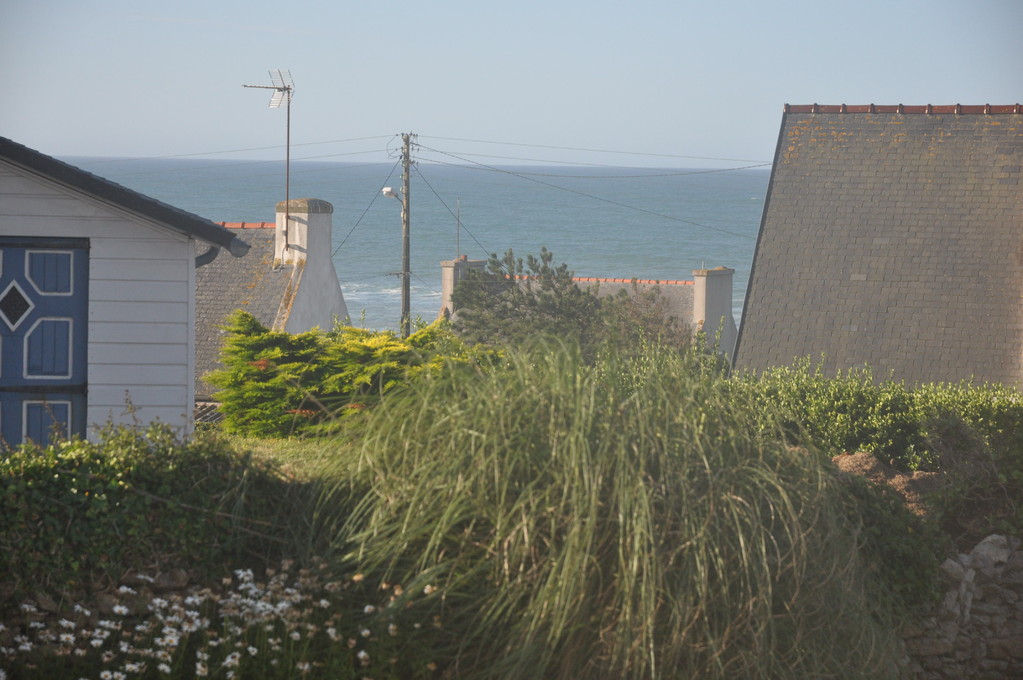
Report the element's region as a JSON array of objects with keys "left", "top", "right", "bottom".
[{"left": 0, "top": 161, "right": 195, "bottom": 438}]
